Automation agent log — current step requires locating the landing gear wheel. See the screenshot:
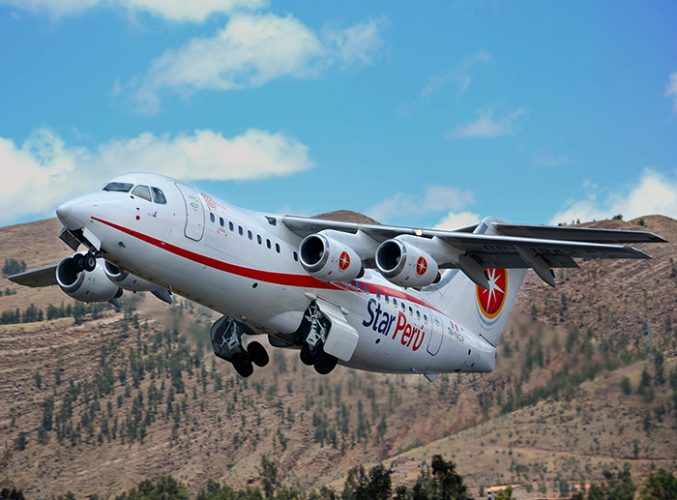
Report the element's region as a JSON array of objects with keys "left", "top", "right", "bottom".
[
  {"left": 300, "top": 343, "right": 317, "bottom": 366},
  {"left": 247, "top": 341, "right": 269, "bottom": 367},
  {"left": 84, "top": 253, "right": 97, "bottom": 272},
  {"left": 232, "top": 354, "right": 254, "bottom": 378},
  {"left": 314, "top": 352, "right": 338, "bottom": 375}
]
